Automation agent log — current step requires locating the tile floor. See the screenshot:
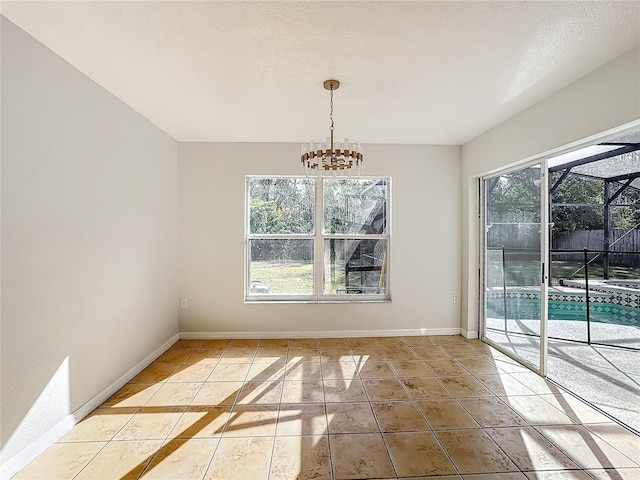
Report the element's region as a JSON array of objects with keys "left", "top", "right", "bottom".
[{"left": 12, "top": 335, "right": 640, "bottom": 480}]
